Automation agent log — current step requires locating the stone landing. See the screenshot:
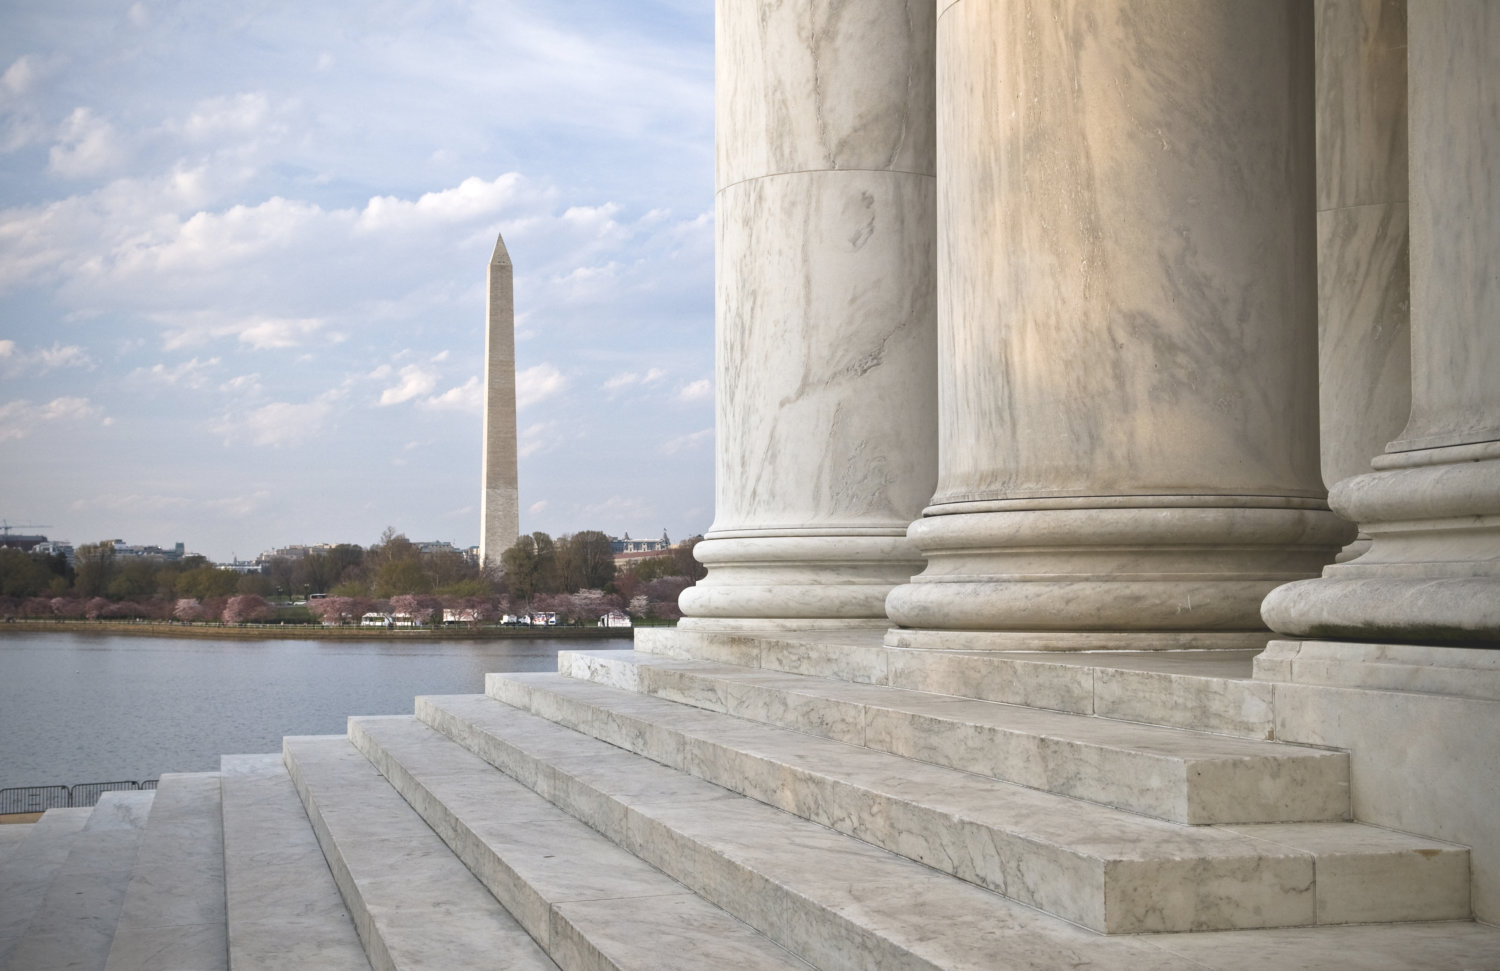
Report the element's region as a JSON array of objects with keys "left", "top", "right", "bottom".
[{"left": 1, "top": 629, "right": 1497, "bottom": 968}]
